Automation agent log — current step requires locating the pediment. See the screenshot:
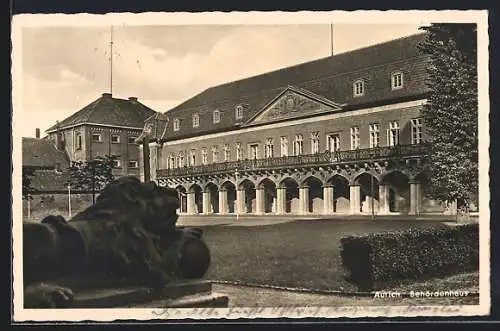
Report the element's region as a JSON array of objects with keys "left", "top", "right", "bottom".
[{"left": 247, "top": 86, "right": 343, "bottom": 125}]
